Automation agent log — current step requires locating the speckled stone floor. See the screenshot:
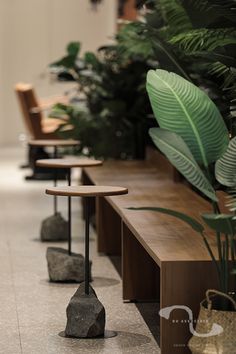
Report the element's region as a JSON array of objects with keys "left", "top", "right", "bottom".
[{"left": 0, "top": 147, "right": 160, "bottom": 354}]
